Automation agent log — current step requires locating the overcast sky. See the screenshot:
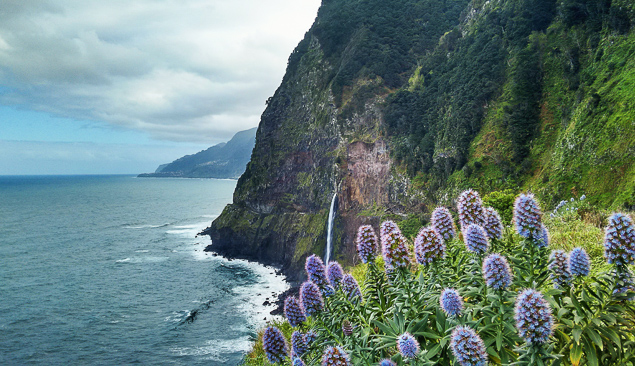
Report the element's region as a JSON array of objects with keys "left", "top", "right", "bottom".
[{"left": 0, "top": 0, "right": 321, "bottom": 174}]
